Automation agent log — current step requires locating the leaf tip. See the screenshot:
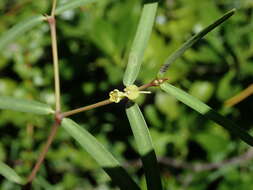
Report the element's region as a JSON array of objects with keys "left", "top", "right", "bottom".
[
  {"left": 226, "top": 8, "right": 236, "bottom": 17},
  {"left": 231, "top": 8, "right": 236, "bottom": 13}
]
